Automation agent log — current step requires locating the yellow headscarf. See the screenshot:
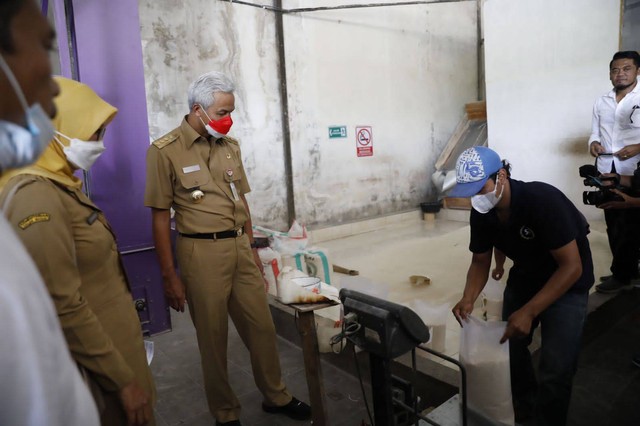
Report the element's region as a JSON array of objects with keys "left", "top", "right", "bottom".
[{"left": 0, "top": 76, "right": 118, "bottom": 189}]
